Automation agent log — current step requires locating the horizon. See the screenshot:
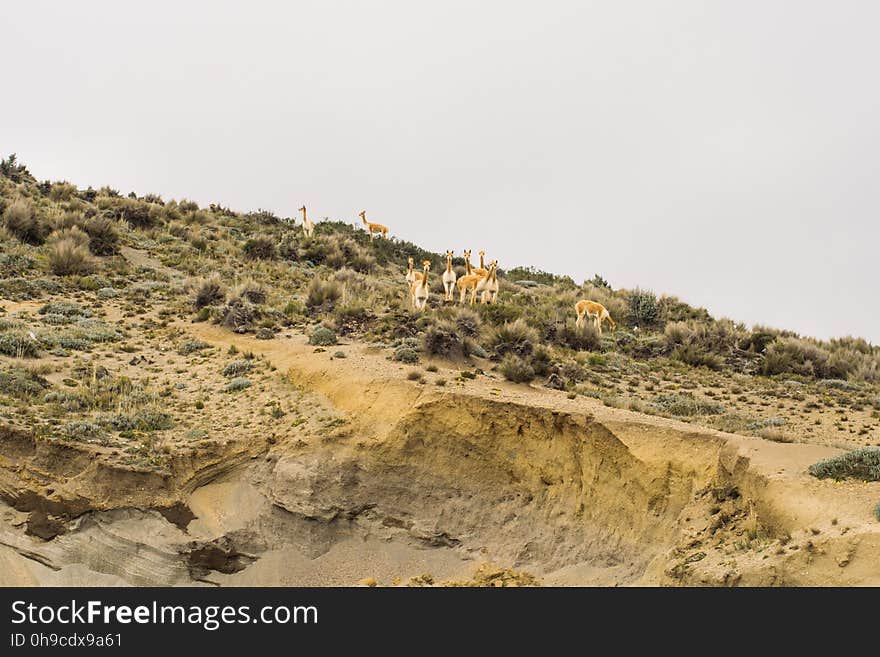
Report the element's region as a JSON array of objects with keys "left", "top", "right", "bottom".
[{"left": 3, "top": 1, "right": 878, "bottom": 343}]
